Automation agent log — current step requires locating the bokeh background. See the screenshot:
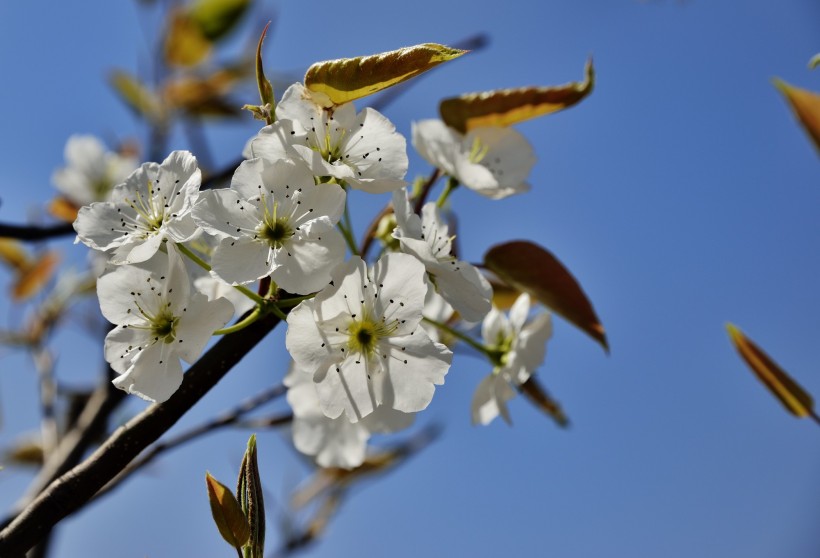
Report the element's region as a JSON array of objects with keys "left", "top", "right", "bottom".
[{"left": 1, "top": 0, "right": 819, "bottom": 556}]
